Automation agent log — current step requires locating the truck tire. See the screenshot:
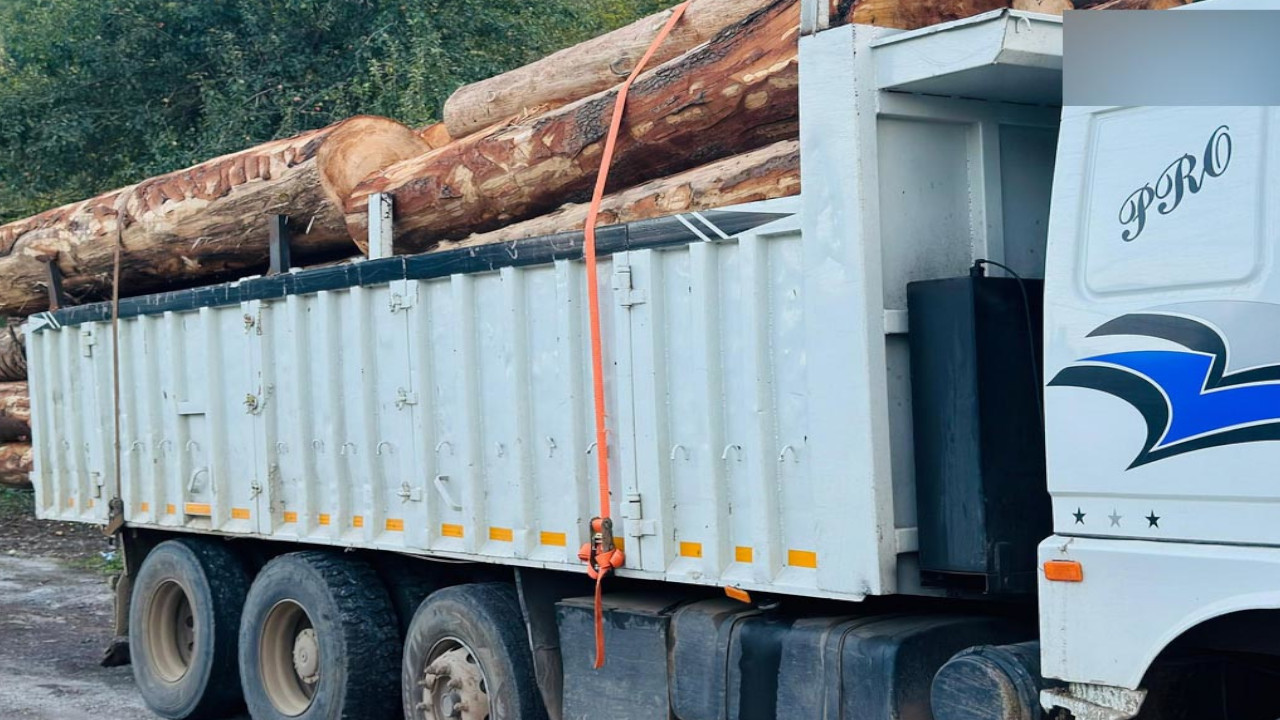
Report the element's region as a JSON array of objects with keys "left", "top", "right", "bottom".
[
  {"left": 129, "top": 538, "right": 250, "bottom": 720},
  {"left": 402, "top": 583, "right": 547, "bottom": 720},
  {"left": 238, "top": 551, "right": 399, "bottom": 720},
  {"left": 372, "top": 554, "right": 454, "bottom": 639}
]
